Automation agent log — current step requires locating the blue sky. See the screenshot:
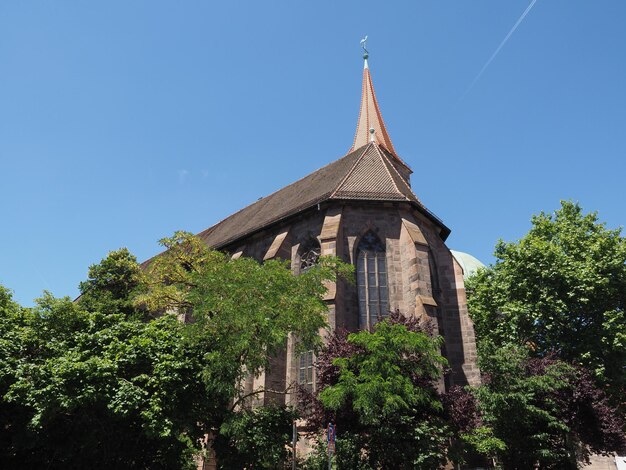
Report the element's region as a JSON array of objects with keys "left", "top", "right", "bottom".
[{"left": 1, "top": 1, "right": 625, "bottom": 306}]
